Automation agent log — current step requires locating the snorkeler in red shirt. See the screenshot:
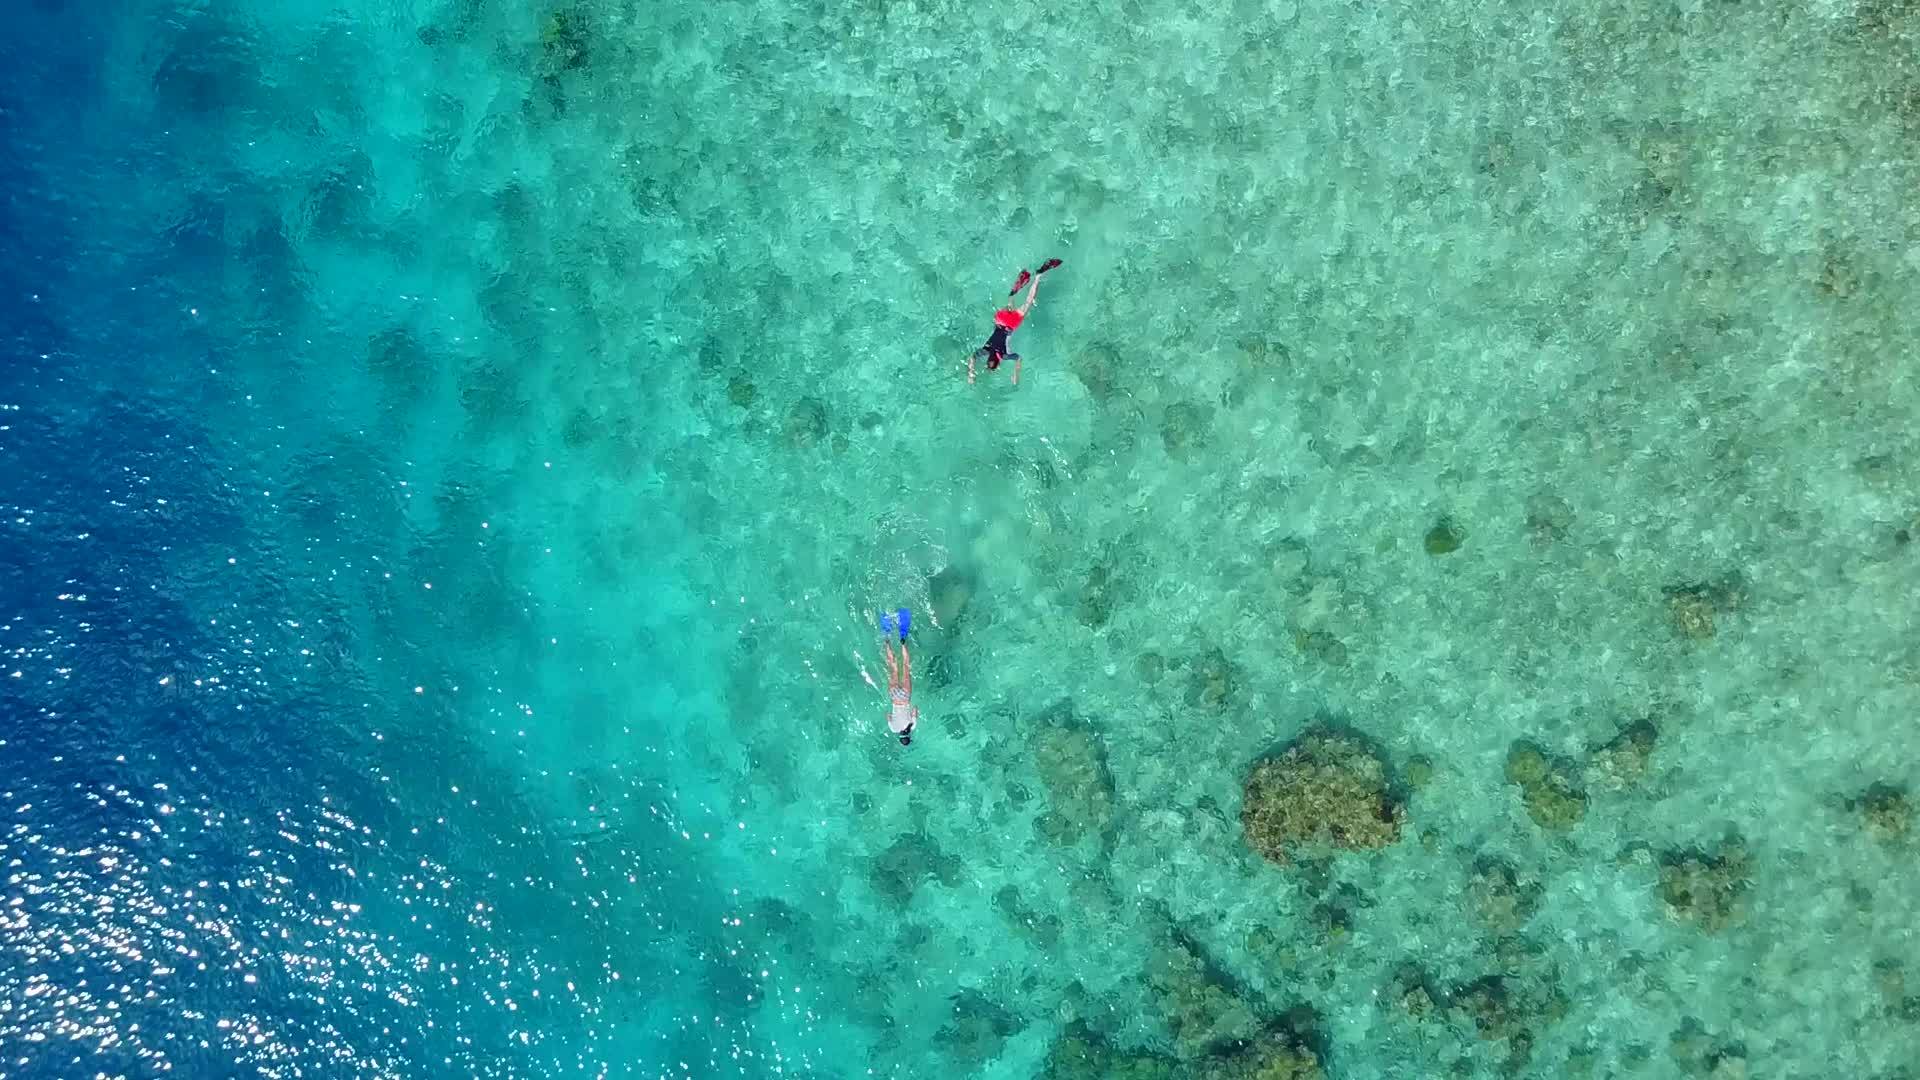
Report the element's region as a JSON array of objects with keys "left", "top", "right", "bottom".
[{"left": 970, "top": 258, "right": 1062, "bottom": 387}]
